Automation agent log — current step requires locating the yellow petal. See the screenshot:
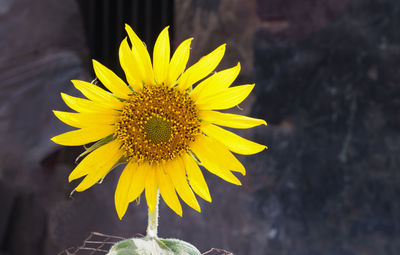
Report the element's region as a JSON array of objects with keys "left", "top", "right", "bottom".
[
  {"left": 199, "top": 110, "right": 267, "bottom": 129},
  {"left": 119, "top": 38, "right": 143, "bottom": 91},
  {"left": 125, "top": 24, "right": 154, "bottom": 84},
  {"left": 128, "top": 163, "right": 150, "bottom": 203},
  {"left": 92, "top": 59, "right": 132, "bottom": 99},
  {"left": 190, "top": 63, "right": 241, "bottom": 101},
  {"left": 53, "top": 111, "right": 118, "bottom": 128},
  {"left": 202, "top": 135, "right": 246, "bottom": 175},
  {"left": 51, "top": 125, "right": 114, "bottom": 146},
  {"left": 60, "top": 93, "right": 113, "bottom": 113},
  {"left": 145, "top": 167, "right": 158, "bottom": 213},
  {"left": 201, "top": 123, "right": 267, "bottom": 155},
  {"left": 75, "top": 154, "right": 123, "bottom": 192},
  {"left": 166, "top": 159, "right": 201, "bottom": 212},
  {"left": 196, "top": 84, "right": 254, "bottom": 110},
  {"left": 153, "top": 26, "right": 170, "bottom": 84},
  {"left": 73, "top": 140, "right": 123, "bottom": 192},
  {"left": 166, "top": 38, "right": 193, "bottom": 87},
  {"left": 114, "top": 161, "right": 148, "bottom": 219},
  {"left": 178, "top": 44, "right": 226, "bottom": 90},
  {"left": 72, "top": 80, "right": 123, "bottom": 109},
  {"left": 191, "top": 135, "right": 242, "bottom": 185},
  {"left": 69, "top": 139, "right": 122, "bottom": 181},
  {"left": 157, "top": 164, "right": 183, "bottom": 216},
  {"left": 183, "top": 153, "right": 212, "bottom": 202}
]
